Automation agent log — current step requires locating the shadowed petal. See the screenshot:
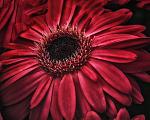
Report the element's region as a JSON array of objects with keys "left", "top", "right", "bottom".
[
  {"left": 115, "top": 108, "right": 130, "bottom": 120},
  {"left": 84, "top": 111, "right": 102, "bottom": 120},
  {"left": 106, "top": 96, "right": 117, "bottom": 118},
  {"left": 30, "top": 76, "right": 52, "bottom": 109},
  {"left": 132, "top": 115, "right": 145, "bottom": 120},
  {"left": 89, "top": 59, "right": 132, "bottom": 94},
  {"left": 29, "top": 81, "right": 54, "bottom": 120}
]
